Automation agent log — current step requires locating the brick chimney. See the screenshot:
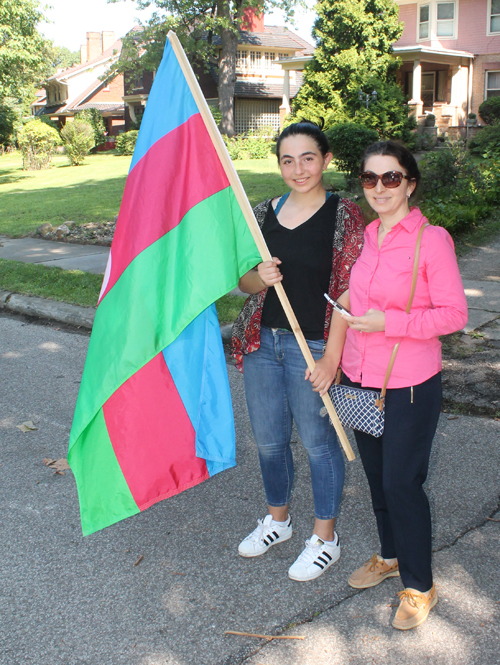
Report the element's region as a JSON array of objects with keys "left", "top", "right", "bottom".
[
  {"left": 101, "top": 31, "right": 115, "bottom": 52},
  {"left": 242, "top": 8, "right": 264, "bottom": 32},
  {"left": 86, "top": 32, "right": 102, "bottom": 62}
]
